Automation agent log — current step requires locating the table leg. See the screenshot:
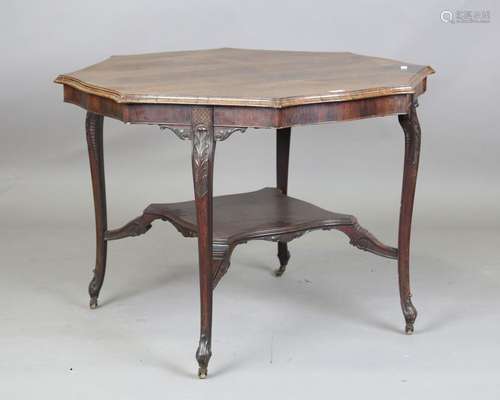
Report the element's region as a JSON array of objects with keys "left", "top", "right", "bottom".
[
  {"left": 275, "top": 127, "right": 291, "bottom": 276},
  {"left": 397, "top": 103, "right": 421, "bottom": 334},
  {"left": 191, "top": 107, "right": 215, "bottom": 378},
  {"left": 85, "top": 112, "right": 108, "bottom": 309}
]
